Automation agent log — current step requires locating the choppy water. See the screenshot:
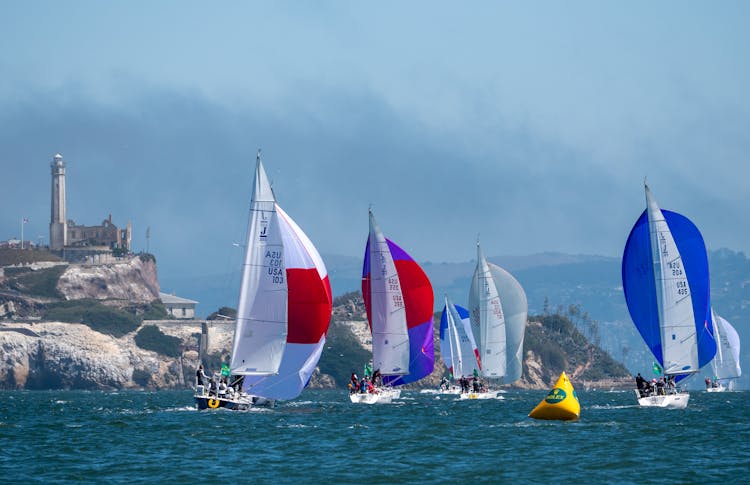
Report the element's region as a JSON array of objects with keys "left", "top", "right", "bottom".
[{"left": 1, "top": 389, "right": 748, "bottom": 483}]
